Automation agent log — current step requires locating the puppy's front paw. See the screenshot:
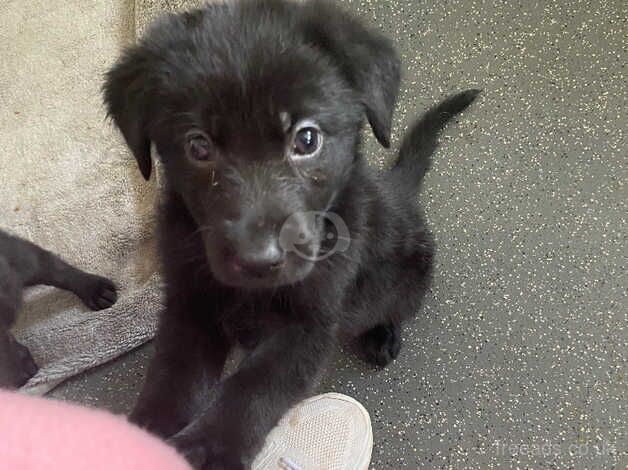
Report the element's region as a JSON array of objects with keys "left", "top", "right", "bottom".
[
  {"left": 14, "top": 340, "right": 38, "bottom": 382},
  {"left": 168, "top": 431, "right": 245, "bottom": 470},
  {"left": 0, "top": 338, "right": 38, "bottom": 388},
  {"left": 79, "top": 275, "right": 118, "bottom": 311},
  {"left": 129, "top": 405, "right": 187, "bottom": 439}
]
